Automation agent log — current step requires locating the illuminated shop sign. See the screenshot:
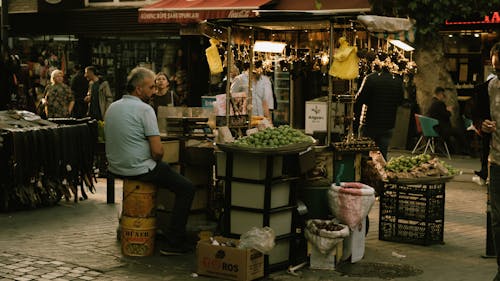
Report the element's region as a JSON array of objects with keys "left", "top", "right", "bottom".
[{"left": 445, "top": 11, "right": 500, "bottom": 25}]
